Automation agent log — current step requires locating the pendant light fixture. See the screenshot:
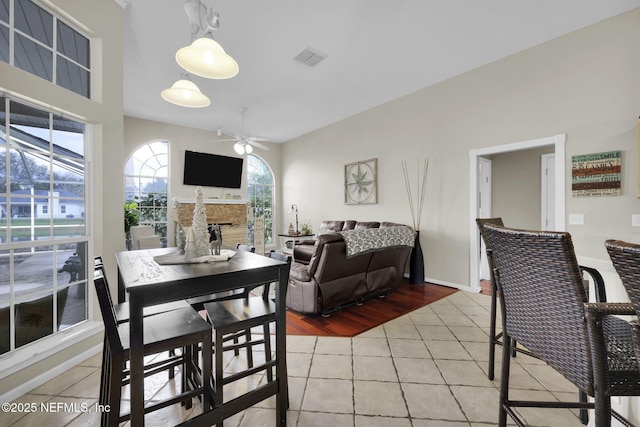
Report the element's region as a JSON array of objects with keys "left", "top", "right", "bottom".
[
  {"left": 161, "top": 75, "right": 210, "bottom": 108},
  {"left": 177, "top": 0, "right": 239, "bottom": 79},
  {"left": 176, "top": 32, "right": 239, "bottom": 79}
]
